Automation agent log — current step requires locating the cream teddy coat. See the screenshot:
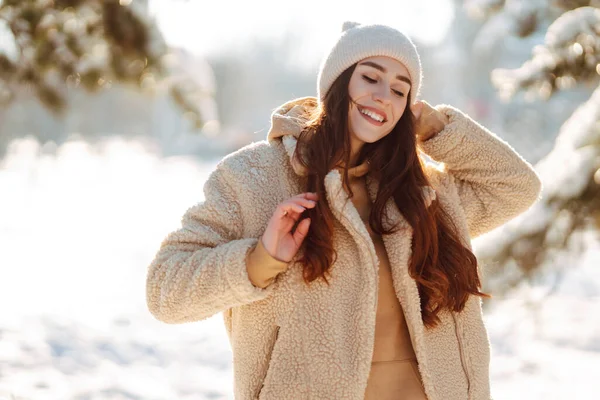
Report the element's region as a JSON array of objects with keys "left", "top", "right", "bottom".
[{"left": 146, "top": 96, "right": 542, "bottom": 399}]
